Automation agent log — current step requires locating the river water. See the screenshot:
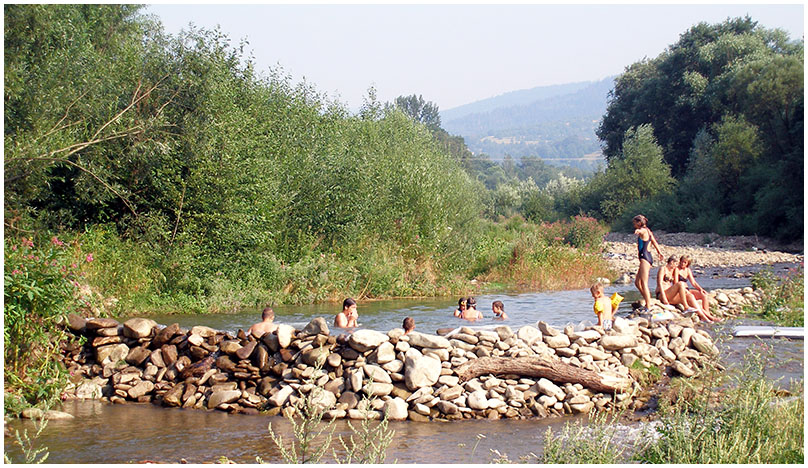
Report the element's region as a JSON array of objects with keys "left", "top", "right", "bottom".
[{"left": 5, "top": 269, "right": 803, "bottom": 464}]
